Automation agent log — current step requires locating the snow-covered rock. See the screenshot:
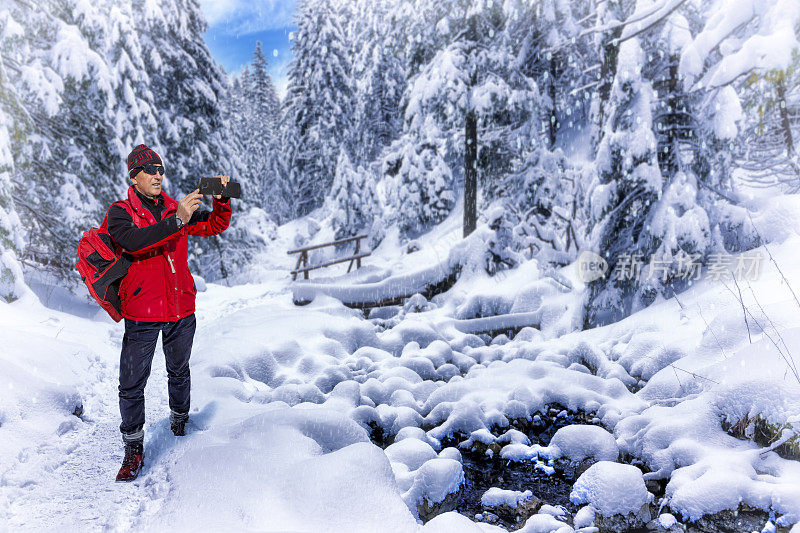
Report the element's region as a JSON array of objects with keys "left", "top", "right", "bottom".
[
  {"left": 517, "top": 513, "right": 573, "bottom": 533},
  {"left": 481, "top": 488, "right": 541, "bottom": 522},
  {"left": 570, "top": 461, "right": 652, "bottom": 517},
  {"left": 549, "top": 424, "right": 619, "bottom": 463},
  {"left": 385, "top": 437, "right": 439, "bottom": 471},
  {"left": 402, "top": 457, "right": 465, "bottom": 520}
]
